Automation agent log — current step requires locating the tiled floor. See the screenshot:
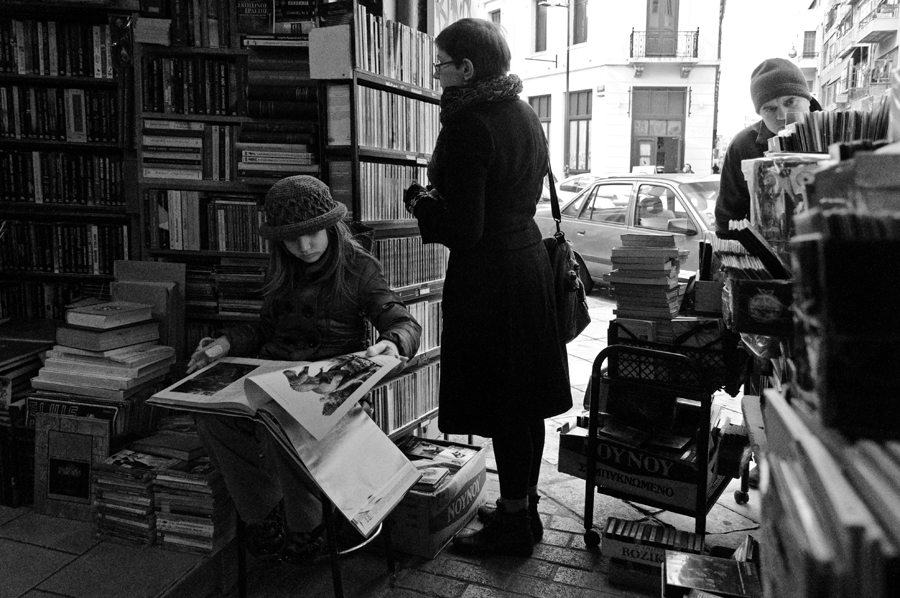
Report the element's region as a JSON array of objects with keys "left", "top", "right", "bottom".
[{"left": 0, "top": 289, "right": 761, "bottom": 598}]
